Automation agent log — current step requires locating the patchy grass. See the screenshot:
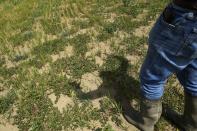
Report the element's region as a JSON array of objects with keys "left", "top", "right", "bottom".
[{"left": 0, "top": 0, "right": 183, "bottom": 130}]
